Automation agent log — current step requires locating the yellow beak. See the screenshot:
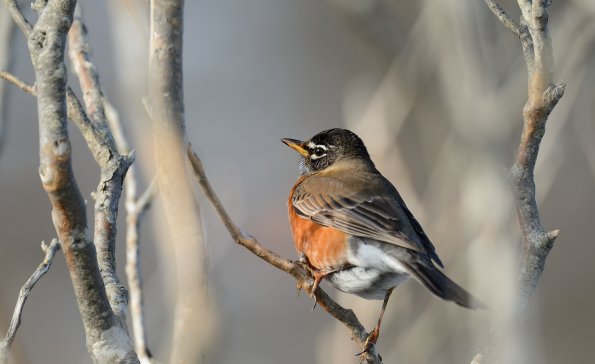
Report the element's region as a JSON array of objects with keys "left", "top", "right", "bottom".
[{"left": 281, "top": 138, "right": 309, "bottom": 157}]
